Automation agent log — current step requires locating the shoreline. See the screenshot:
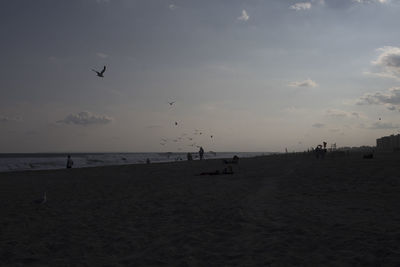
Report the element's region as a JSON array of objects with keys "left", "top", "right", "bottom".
[{"left": 0, "top": 152, "right": 269, "bottom": 174}]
